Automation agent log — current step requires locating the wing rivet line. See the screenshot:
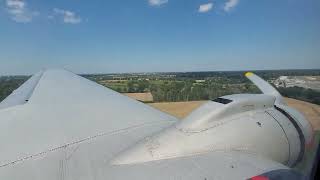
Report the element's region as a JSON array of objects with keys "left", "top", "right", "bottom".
[{"left": 0, "top": 121, "right": 167, "bottom": 168}]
